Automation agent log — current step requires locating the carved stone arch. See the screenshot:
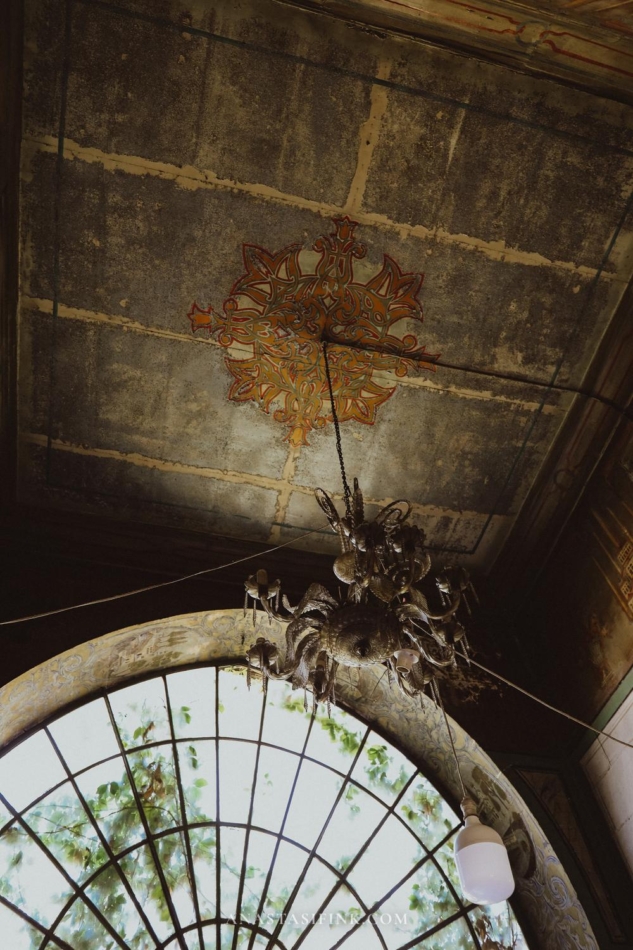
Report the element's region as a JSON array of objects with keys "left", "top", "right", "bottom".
[{"left": 0, "top": 609, "right": 596, "bottom": 950}]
